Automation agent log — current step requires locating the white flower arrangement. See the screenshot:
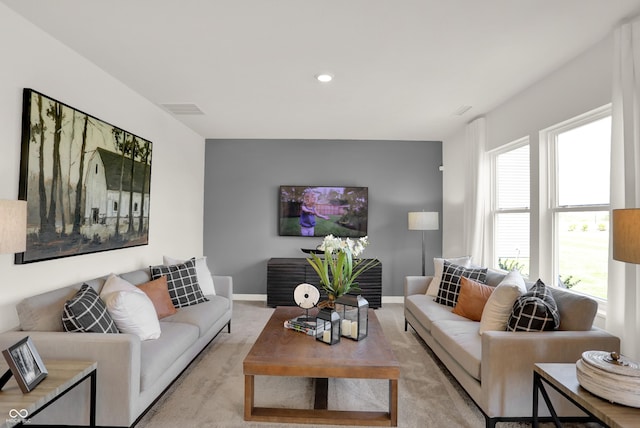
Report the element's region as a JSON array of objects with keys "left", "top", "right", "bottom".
[{"left": 307, "top": 235, "right": 378, "bottom": 302}]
